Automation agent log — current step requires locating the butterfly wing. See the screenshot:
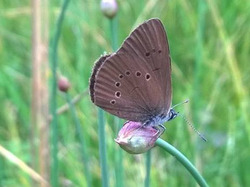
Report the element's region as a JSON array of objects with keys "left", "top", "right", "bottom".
[{"left": 89, "top": 18, "right": 172, "bottom": 122}]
